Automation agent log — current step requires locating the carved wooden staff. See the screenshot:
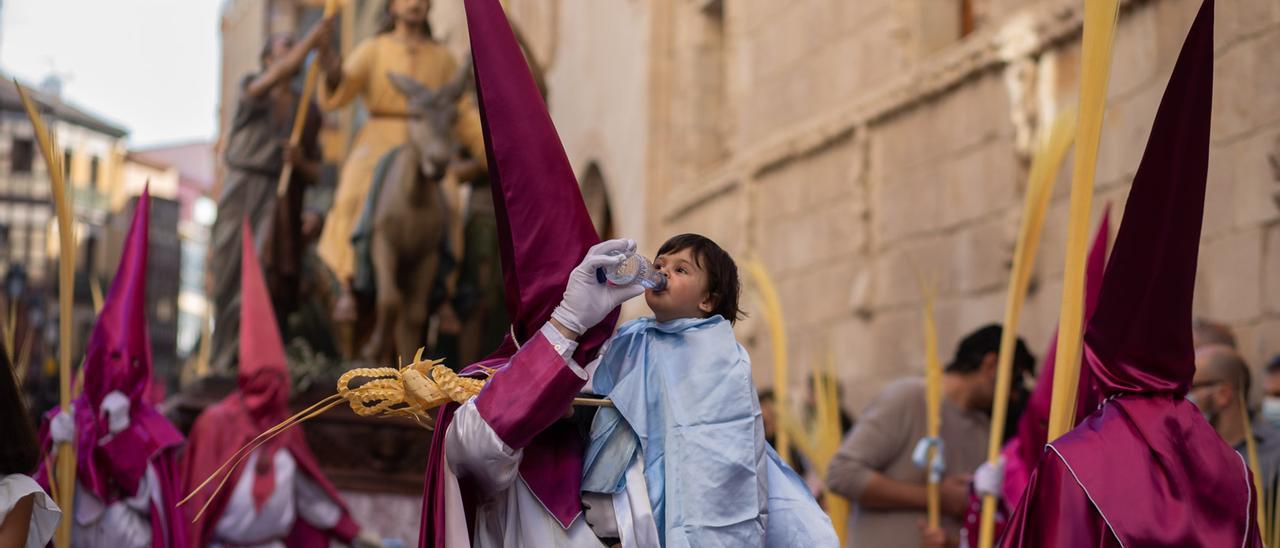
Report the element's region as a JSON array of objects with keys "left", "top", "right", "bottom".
[
  {"left": 277, "top": 0, "right": 340, "bottom": 197},
  {"left": 16, "top": 81, "right": 76, "bottom": 548}
]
